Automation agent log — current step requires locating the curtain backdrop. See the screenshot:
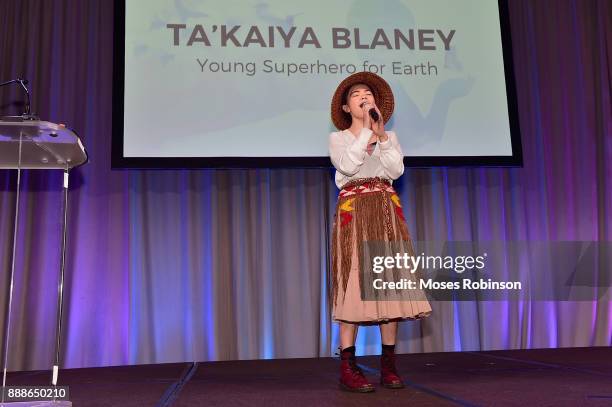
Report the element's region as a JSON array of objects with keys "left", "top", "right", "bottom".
[{"left": 0, "top": 0, "right": 610, "bottom": 371}]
